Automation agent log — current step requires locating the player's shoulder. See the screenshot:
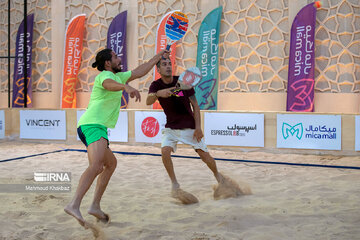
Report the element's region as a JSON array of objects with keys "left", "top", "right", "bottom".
[
  {"left": 115, "top": 70, "right": 131, "bottom": 77},
  {"left": 149, "top": 78, "right": 162, "bottom": 91},
  {"left": 151, "top": 76, "right": 179, "bottom": 87},
  {"left": 97, "top": 70, "right": 115, "bottom": 79},
  {"left": 151, "top": 78, "right": 162, "bottom": 85},
  {"left": 94, "top": 71, "right": 115, "bottom": 84}
]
